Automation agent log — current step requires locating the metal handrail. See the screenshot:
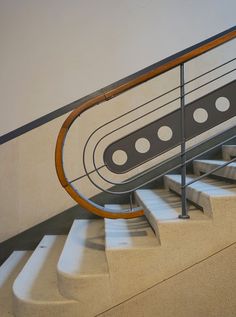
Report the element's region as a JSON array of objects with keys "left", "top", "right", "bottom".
[
  {"left": 82, "top": 57, "right": 236, "bottom": 189},
  {"left": 55, "top": 27, "right": 236, "bottom": 219},
  {"left": 88, "top": 74, "right": 236, "bottom": 189},
  {"left": 68, "top": 59, "right": 236, "bottom": 188}
]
